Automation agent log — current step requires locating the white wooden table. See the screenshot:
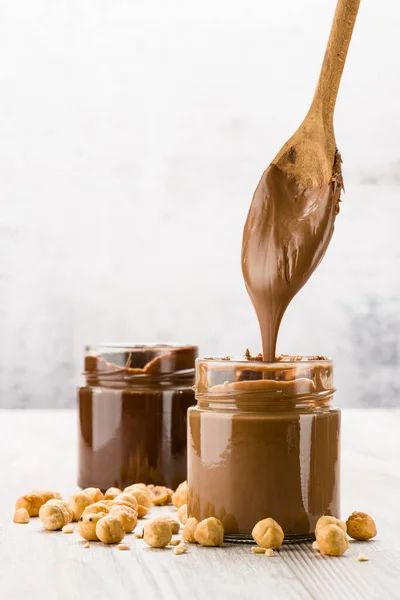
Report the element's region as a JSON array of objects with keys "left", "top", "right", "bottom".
[{"left": 0, "top": 409, "right": 399, "bottom": 600}]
